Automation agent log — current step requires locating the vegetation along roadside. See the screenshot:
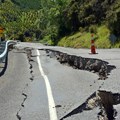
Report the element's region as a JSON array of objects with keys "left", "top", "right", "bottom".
[{"left": 0, "top": 0, "right": 120, "bottom": 48}]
